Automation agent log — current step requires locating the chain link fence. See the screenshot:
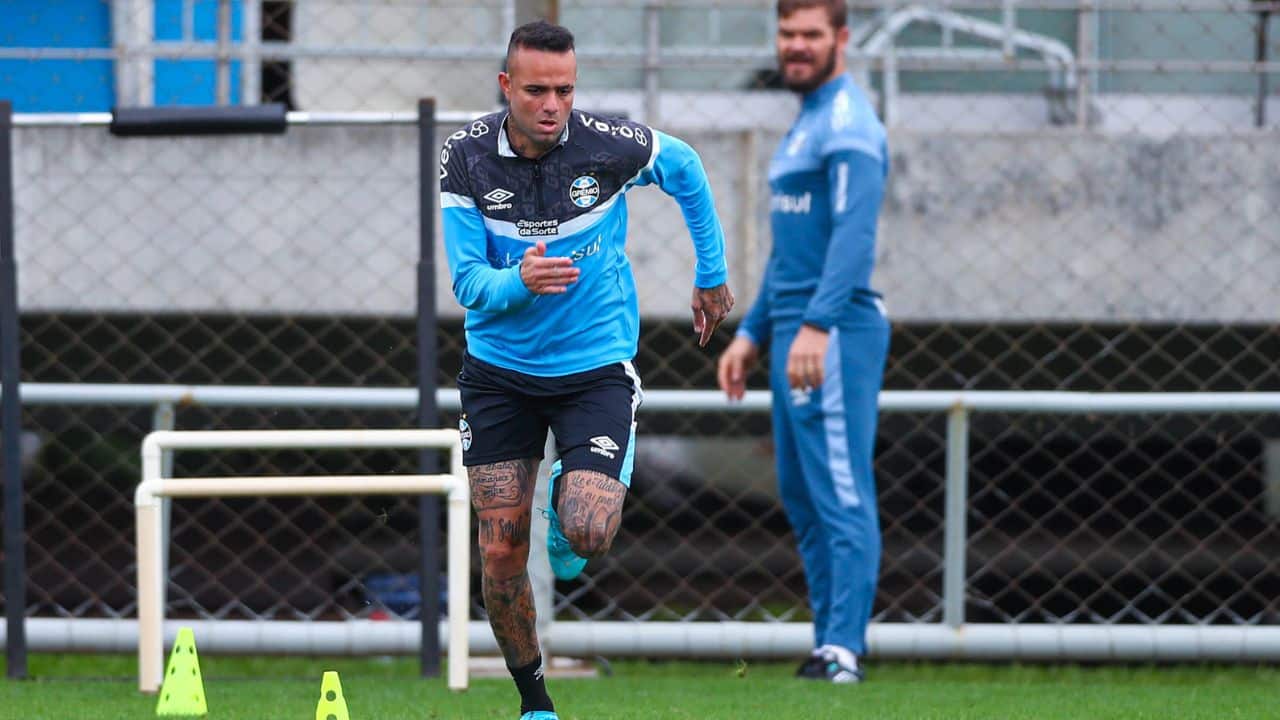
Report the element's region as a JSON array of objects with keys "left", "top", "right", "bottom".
[
  {"left": 12, "top": 120, "right": 433, "bottom": 624},
  {"left": 3, "top": 0, "right": 1279, "bottom": 646}
]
